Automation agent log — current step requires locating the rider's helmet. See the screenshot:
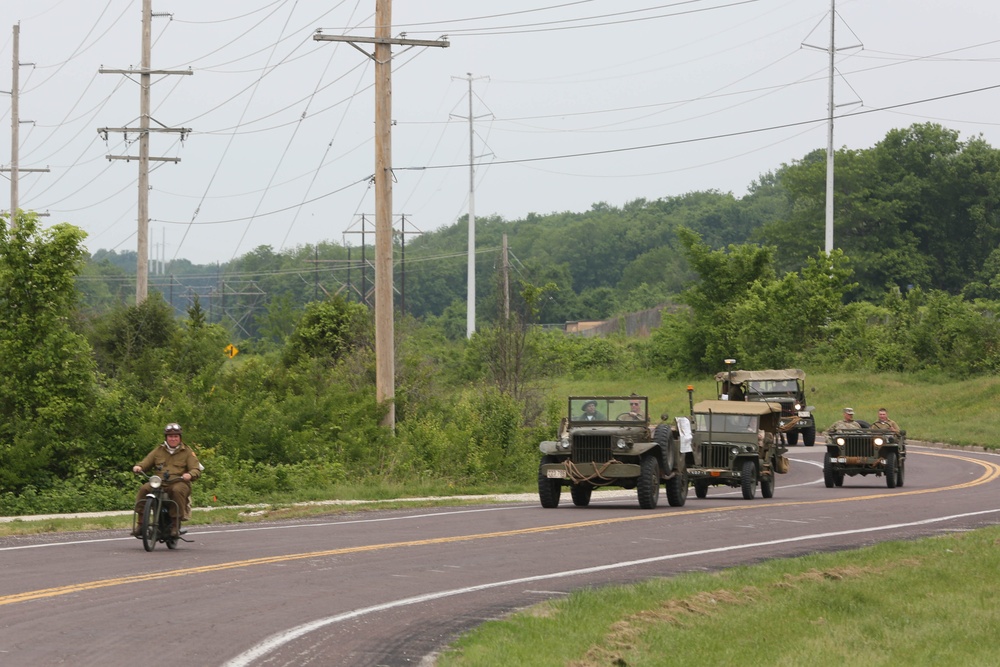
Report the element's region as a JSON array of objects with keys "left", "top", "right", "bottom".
[{"left": 164, "top": 422, "right": 182, "bottom": 436}]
